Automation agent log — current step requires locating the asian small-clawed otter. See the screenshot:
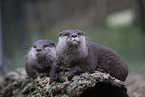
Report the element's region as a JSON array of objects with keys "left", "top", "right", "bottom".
[
  {"left": 24, "top": 40, "right": 56, "bottom": 81},
  {"left": 56, "top": 29, "right": 128, "bottom": 81}
]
